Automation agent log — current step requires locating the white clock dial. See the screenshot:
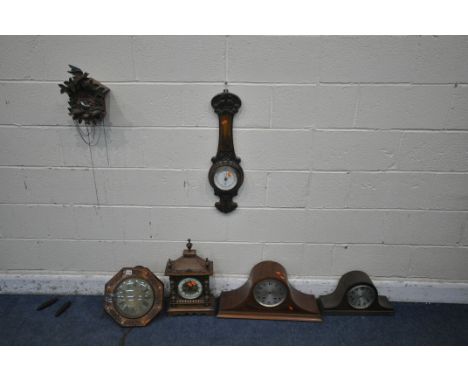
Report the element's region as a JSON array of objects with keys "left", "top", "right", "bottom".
[
  {"left": 253, "top": 279, "right": 288, "bottom": 308},
  {"left": 346, "top": 285, "right": 376, "bottom": 309},
  {"left": 114, "top": 278, "right": 155, "bottom": 319},
  {"left": 178, "top": 277, "right": 203, "bottom": 300},
  {"left": 213, "top": 166, "right": 238, "bottom": 191}
]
